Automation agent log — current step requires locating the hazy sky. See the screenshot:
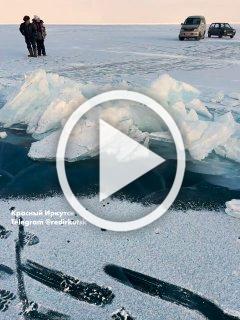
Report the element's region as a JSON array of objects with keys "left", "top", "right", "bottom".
[{"left": 1, "top": 0, "right": 240, "bottom": 24}]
